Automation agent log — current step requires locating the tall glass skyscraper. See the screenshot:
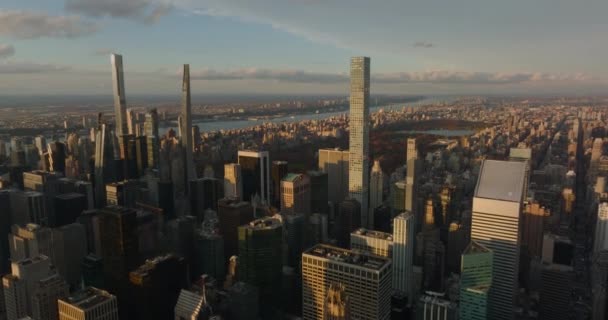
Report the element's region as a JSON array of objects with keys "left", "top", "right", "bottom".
[
  {"left": 110, "top": 54, "right": 128, "bottom": 137},
  {"left": 180, "top": 64, "right": 196, "bottom": 183},
  {"left": 348, "top": 56, "right": 371, "bottom": 228},
  {"left": 460, "top": 240, "right": 493, "bottom": 320}
]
